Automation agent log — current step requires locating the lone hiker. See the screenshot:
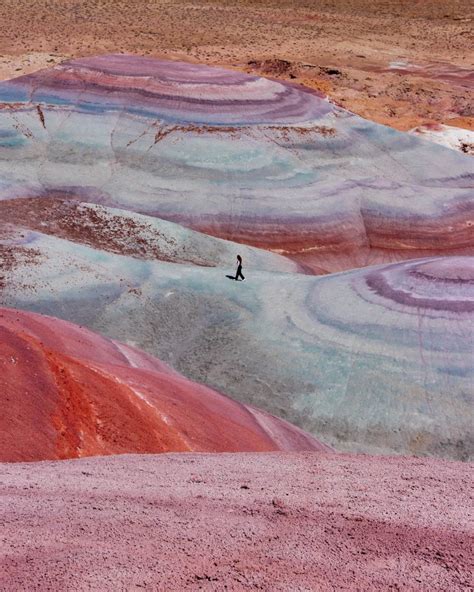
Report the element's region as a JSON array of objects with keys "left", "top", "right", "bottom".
[{"left": 235, "top": 254, "right": 245, "bottom": 281}]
